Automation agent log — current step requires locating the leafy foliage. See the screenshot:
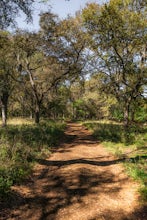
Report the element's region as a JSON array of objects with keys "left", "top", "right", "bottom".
[
  {"left": 82, "top": 0, "right": 147, "bottom": 126},
  {"left": 0, "top": 119, "right": 65, "bottom": 197},
  {"left": 0, "top": 0, "right": 33, "bottom": 29}
]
